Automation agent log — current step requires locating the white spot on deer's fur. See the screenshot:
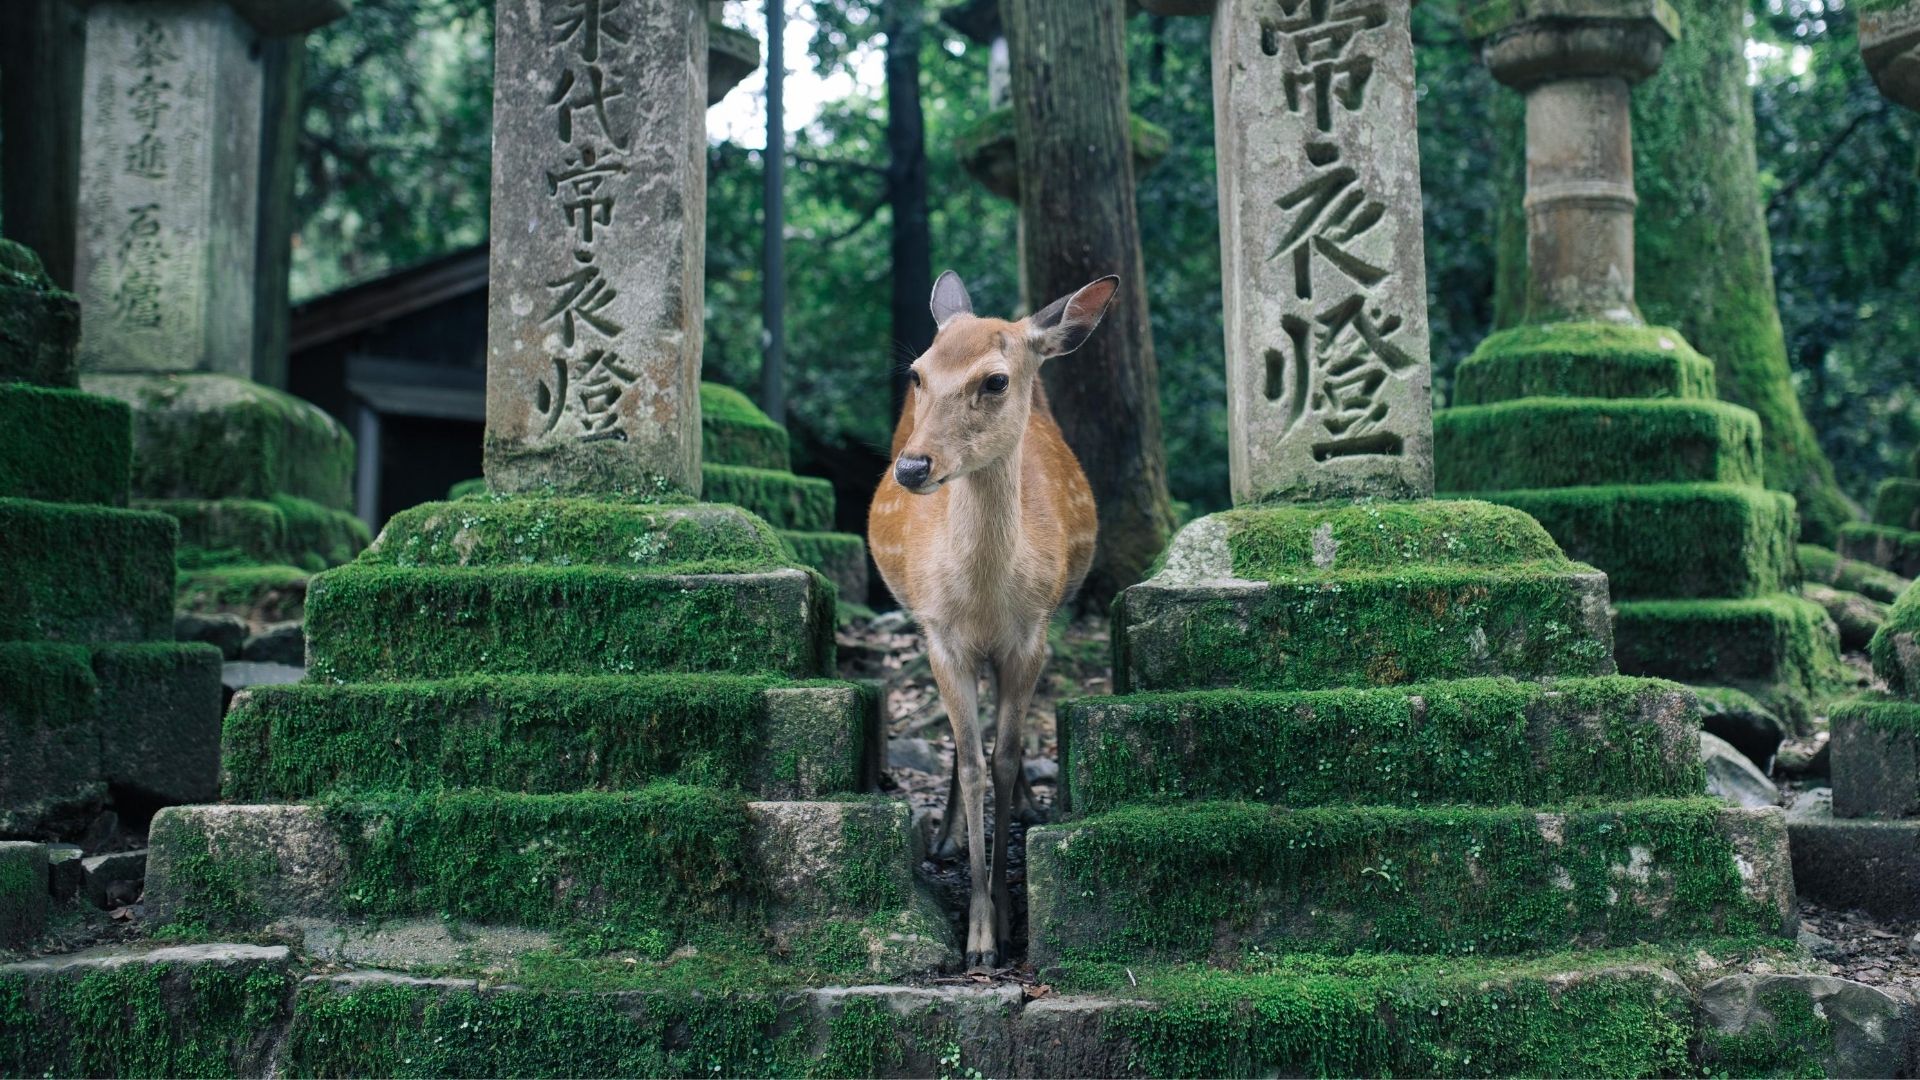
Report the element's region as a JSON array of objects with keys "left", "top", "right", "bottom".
[{"left": 1311, "top": 523, "right": 1337, "bottom": 569}]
